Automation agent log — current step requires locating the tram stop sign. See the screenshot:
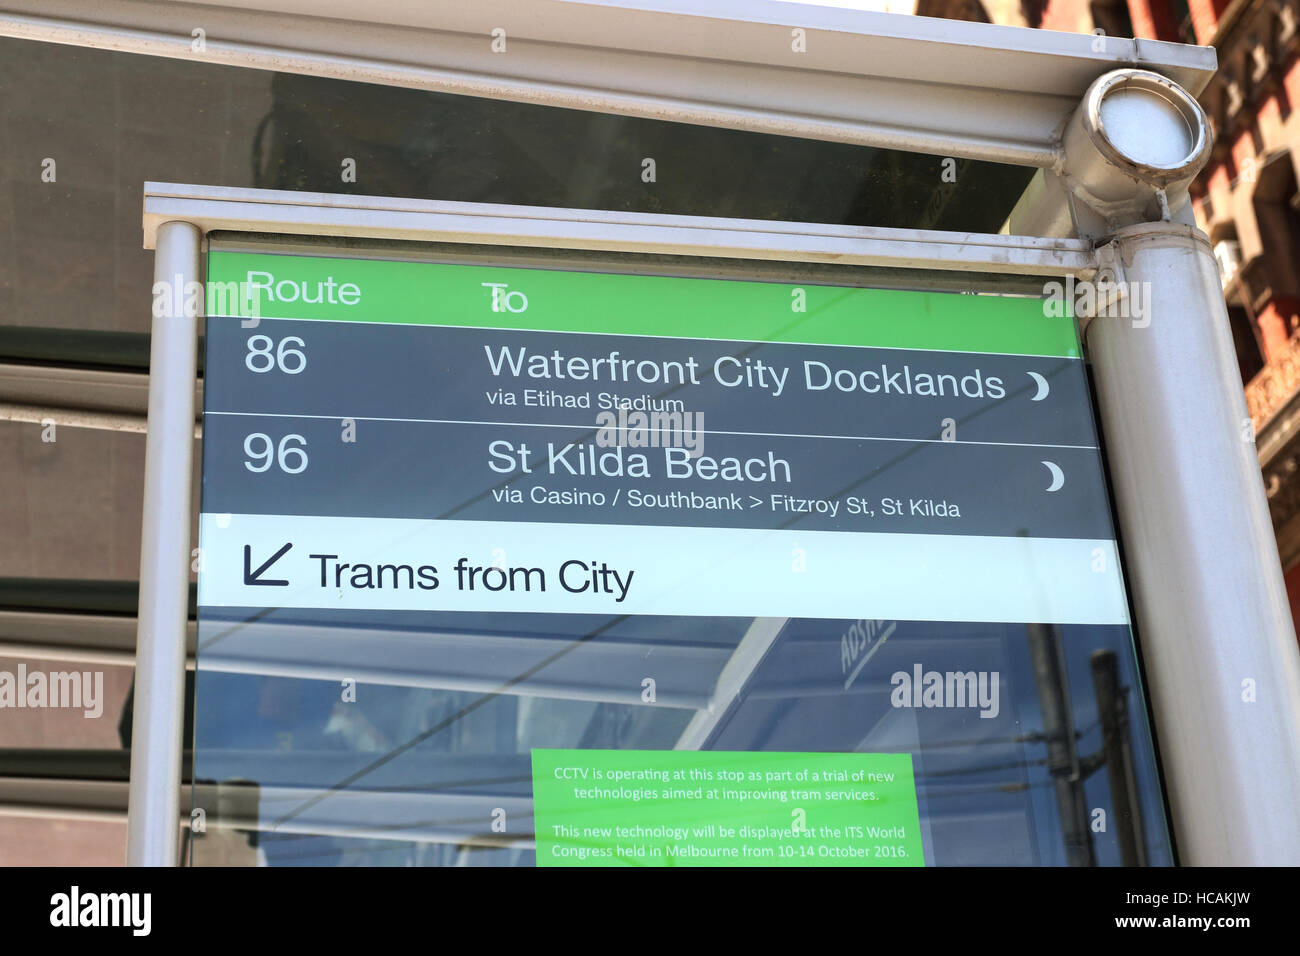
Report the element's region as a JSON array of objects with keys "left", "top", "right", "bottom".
[{"left": 192, "top": 243, "right": 1140, "bottom": 866}]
